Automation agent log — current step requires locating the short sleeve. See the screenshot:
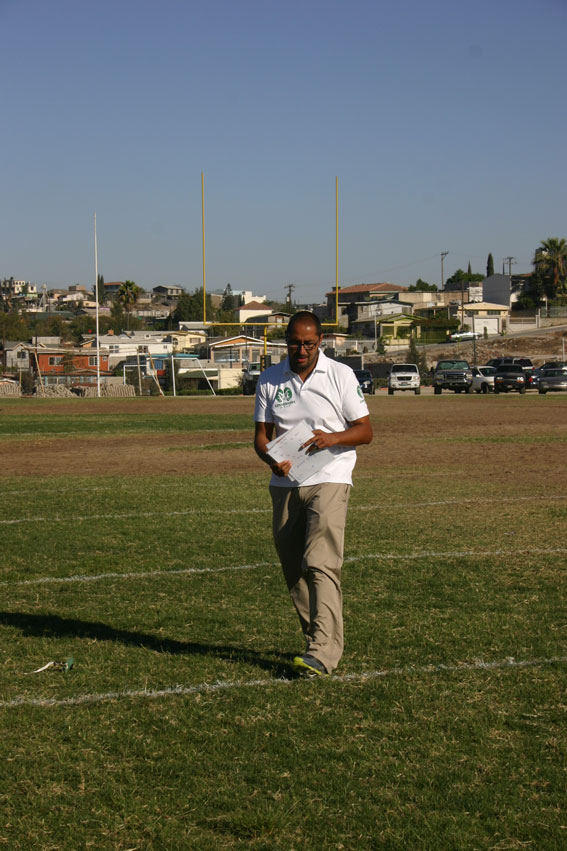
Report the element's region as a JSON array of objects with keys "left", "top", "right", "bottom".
[
  {"left": 341, "top": 369, "right": 370, "bottom": 423},
  {"left": 253, "top": 376, "right": 269, "bottom": 422}
]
